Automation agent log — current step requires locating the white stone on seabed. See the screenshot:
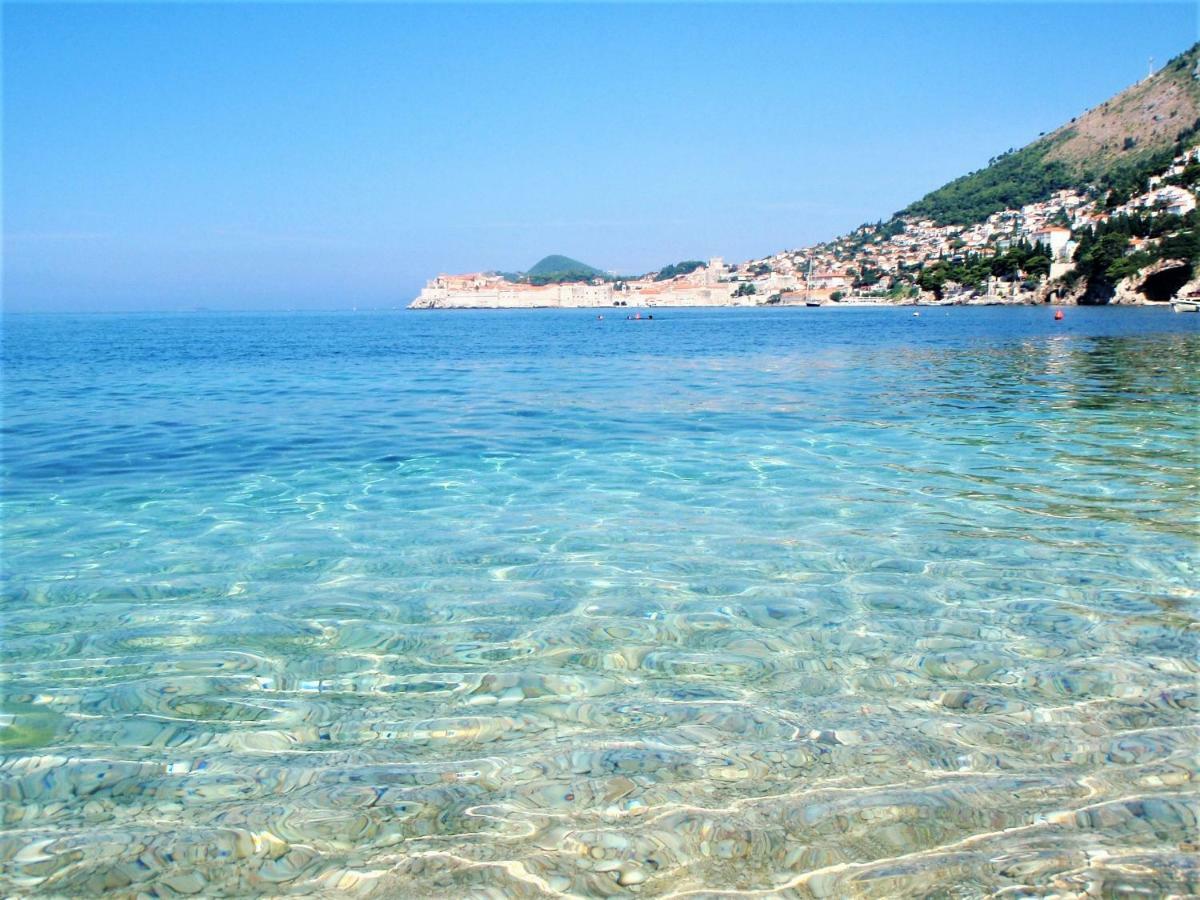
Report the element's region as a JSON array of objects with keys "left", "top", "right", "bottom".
[
  {"left": 162, "top": 871, "right": 207, "bottom": 894},
  {"left": 617, "top": 865, "right": 647, "bottom": 886}
]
